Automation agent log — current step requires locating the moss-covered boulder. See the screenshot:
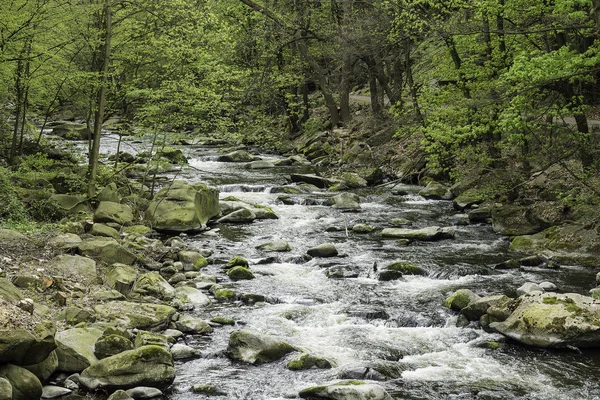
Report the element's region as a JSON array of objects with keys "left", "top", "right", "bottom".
[
  {"left": 290, "top": 174, "right": 334, "bottom": 189},
  {"left": 0, "top": 278, "right": 24, "bottom": 302},
  {"left": 490, "top": 292, "right": 600, "bottom": 348},
  {"left": 224, "top": 256, "right": 249, "bottom": 269},
  {"left": 256, "top": 240, "right": 291, "bottom": 252},
  {"left": 352, "top": 224, "right": 375, "bottom": 234},
  {"left": 0, "top": 325, "right": 56, "bottom": 365},
  {"left": 48, "top": 194, "right": 90, "bottom": 215},
  {"left": 145, "top": 181, "right": 220, "bottom": 232},
  {"left": 94, "top": 201, "right": 134, "bottom": 226},
  {"left": 378, "top": 261, "right": 426, "bottom": 281},
  {"left": 174, "top": 286, "right": 211, "bottom": 307},
  {"left": 226, "top": 330, "right": 295, "bottom": 364},
  {"left": 443, "top": 289, "right": 481, "bottom": 312},
  {"left": 453, "top": 189, "right": 485, "bottom": 210},
  {"left": 307, "top": 243, "right": 339, "bottom": 258},
  {"left": 218, "top": 150, "right": 254, "bottom": 162},
  {"left": 105, "top": 264, "right": 138, "bottom": 296},
  {"left": 287, "top": 353, "right": 333, "bottom": 370},
  {"left": 298, "top": 381, "right": 392, "bottom": 400},
  {"left": 509, "top": 224, "right": 600, "bottom": 266},
  {"left": 90, "top": 223, "right": 120, "bottom": 239},
  {"left": 330, "top": 193, "right": 361, "bottom": 210},
  {"left": 22, "top": 350, "right": 58, "bottom": 381},
  {"left": 175, "top": 315, "right": 213, "bottom": 334},
  {"left": 48, "top": 255, "right": 97, "bottom": 286},
  {"left": 381, "top": 226, "right": 455, "bottom": 241},
  {"left": 214, "top": 288, "right": 236, "bottom": 301},
  {"left": 94, "top": 335, "right": 134, "bottom": 359},
  {"left": 227, "top": 266, "right": 255, "bottom": 281},
  {"left": 78, "top": 238, "right": 136, "bottom": 266},
  {"left": 47, "top": 233, "right": 82, "bottom": 250},
  {"left": 0, "top": 364, "right": 42, "bottom": 400},
  {"left": 131, "top": 272, "right": 175, "bottom": 301},
  {"left": 491, "top": 203, "right": 564, "bottom": 236},
  {"left": 55, "top": 327, "right": 103, "bottom": 372},
  {"left": 93, "top": 301, "right": 176, "bottom": 330},
  {"left": 461, "top": 295, "right": 511, "bottom": 321},
  {"left": 419, "top": 181, "right": 453, "bottom": 200},
  {"left": 51, "top": 122, "right": 90, "bottom": 140},
  {"left": 217, "top": 208, "right": 256, "bottom": 224},
  {"left": 79, "top": 345, "right": 175, "bottom": 391},
  {"left": 0, "top": 377, "right": 11, "bottom": 400}
]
